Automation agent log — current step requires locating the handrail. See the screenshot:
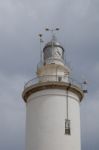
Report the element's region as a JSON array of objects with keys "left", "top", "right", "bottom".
[{"left": 24, "top": 75, "right": 82, "bottom": 90}]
